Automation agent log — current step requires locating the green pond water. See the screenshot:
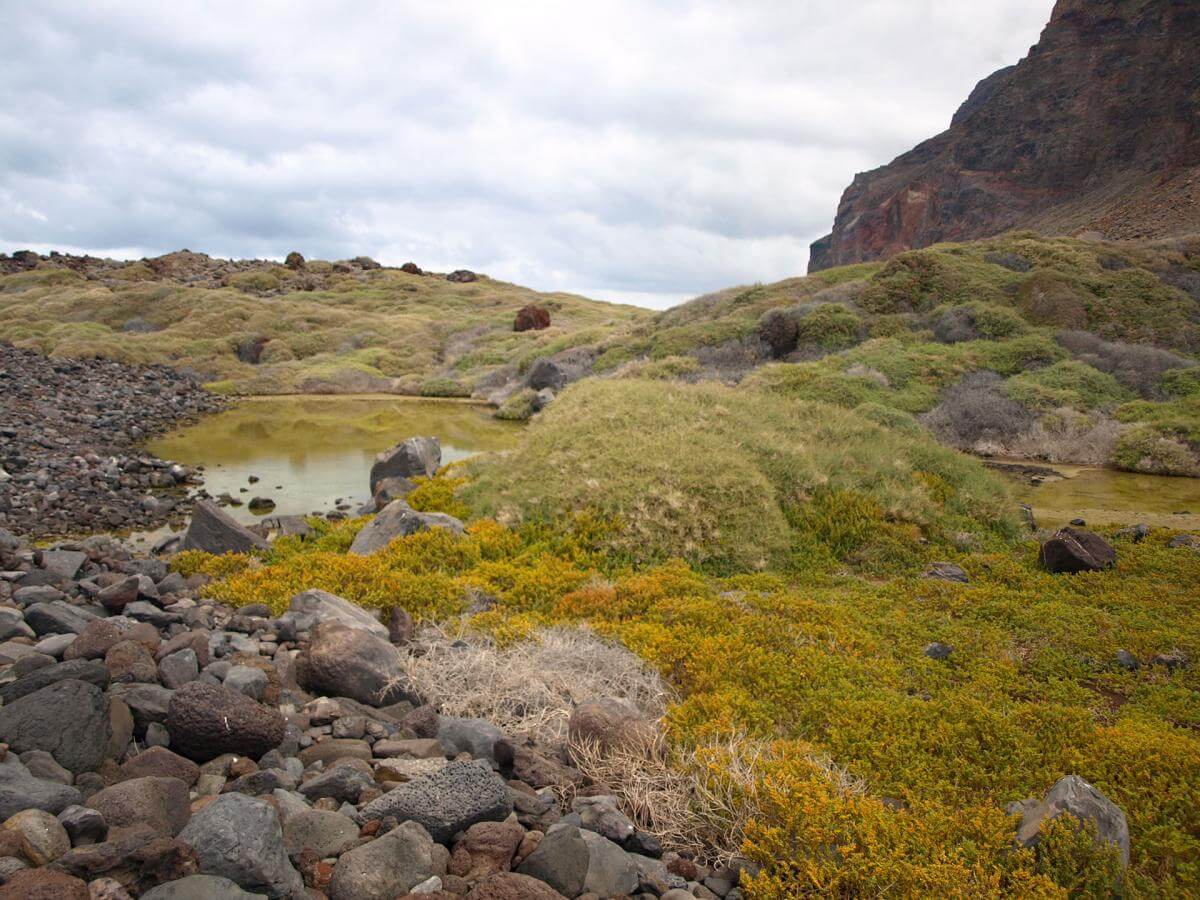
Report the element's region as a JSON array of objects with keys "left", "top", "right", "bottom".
[
  {"left": 146, "top": 396, "right": 521, "bottom": 525},
  {"left": 1005, "top": 462, "right": 1200, "bottom": 531}
]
